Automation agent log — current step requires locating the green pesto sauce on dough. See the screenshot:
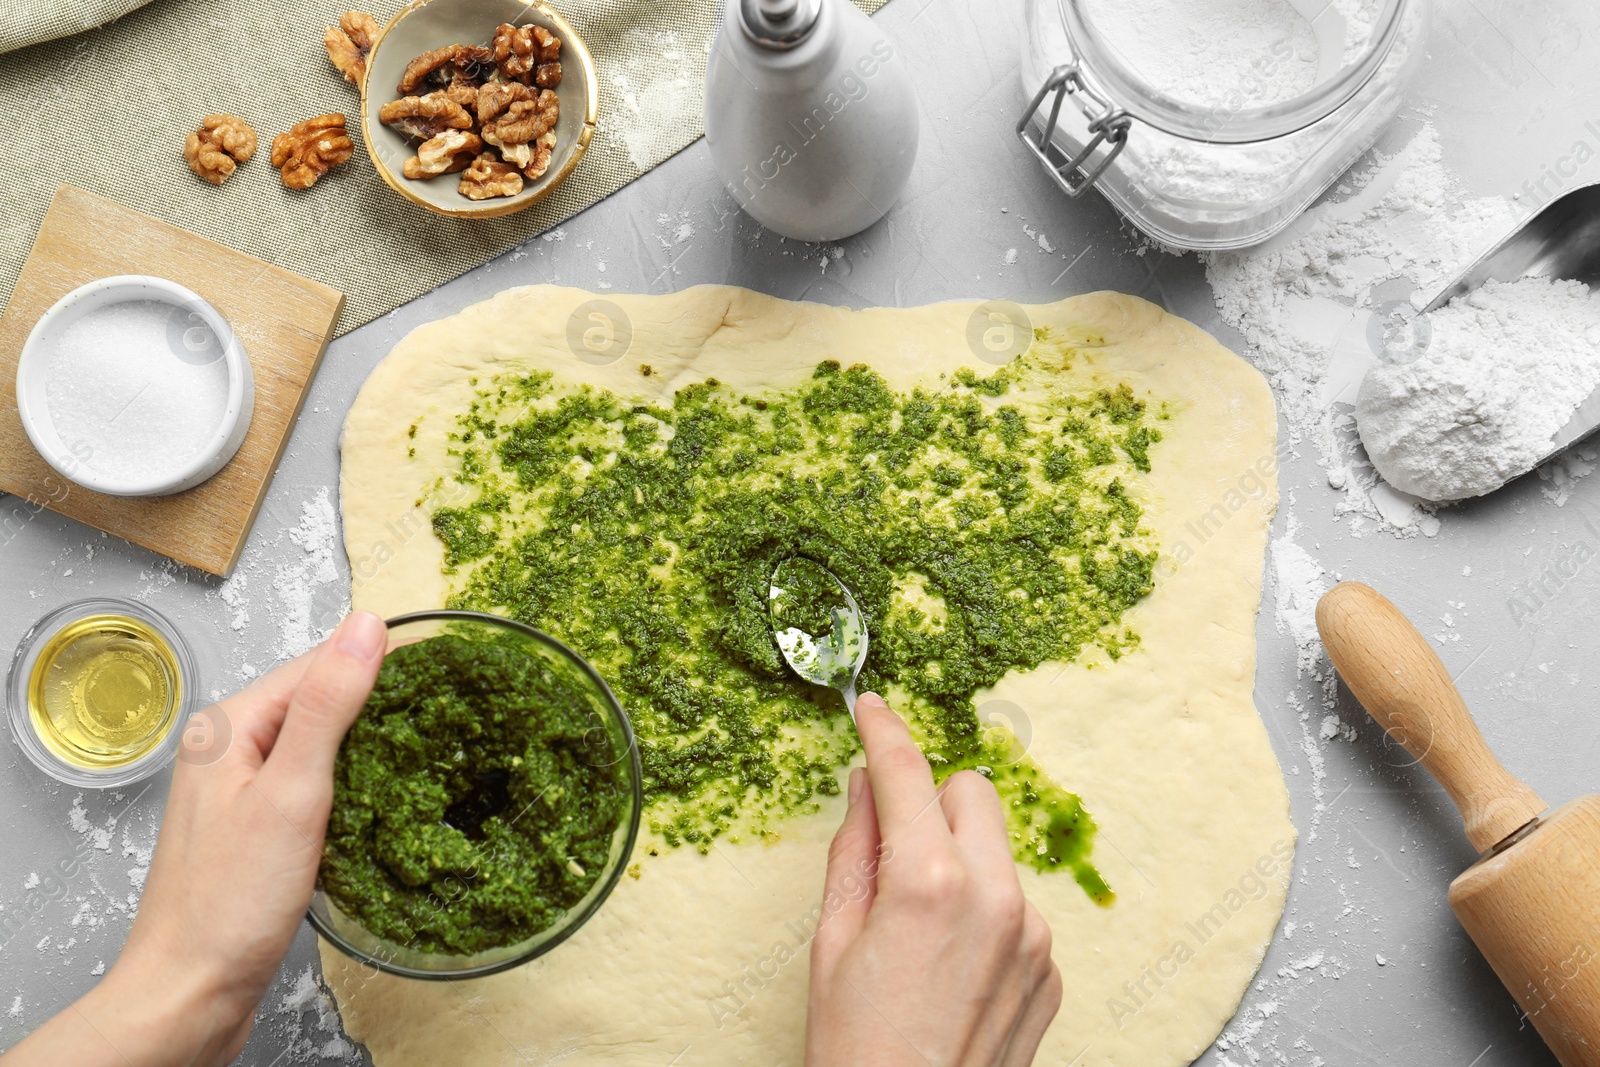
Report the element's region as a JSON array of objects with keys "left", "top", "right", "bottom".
[
  {"left": 426, "top": 339, "right": 1164, "bottom": 906},
  {"left": 770, "top": 558, "right": 850, "bottom": 640},
  {"left": 321, "top": 634, "right": 626, "bottom": 953}
]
